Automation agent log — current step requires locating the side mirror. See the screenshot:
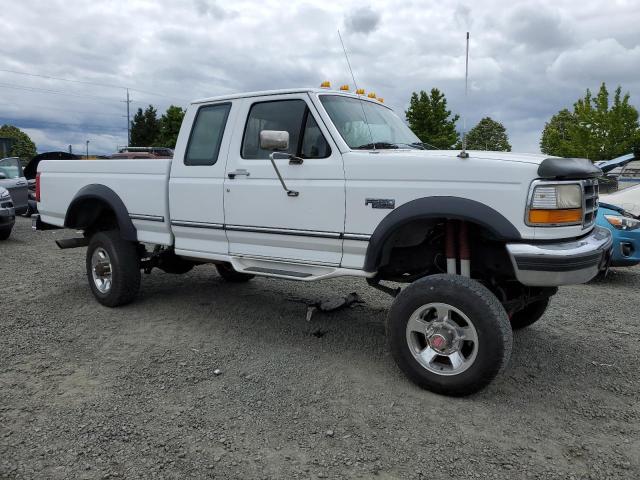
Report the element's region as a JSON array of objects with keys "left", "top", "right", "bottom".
[
  {"left": 259, "top": 130, "right": 289, "bottom": 151},
  {"left": 0, "top": 172, "right": 6, "bottom": 180}
]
